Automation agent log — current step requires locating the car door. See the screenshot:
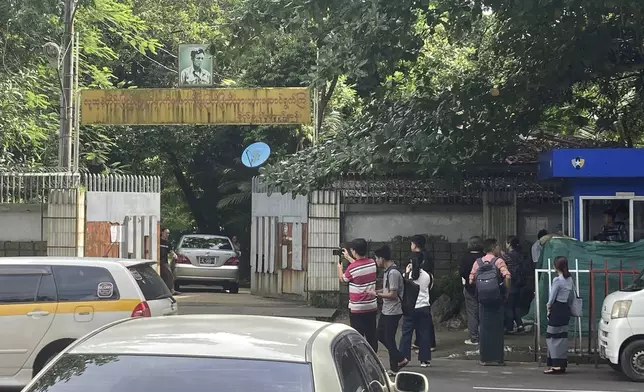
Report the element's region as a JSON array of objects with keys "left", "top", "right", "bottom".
[
  {"left": 0, "top": 266, "right": 57, "bottom": 377},
  {"left": 346, "top": 333, "right": 391, "bottom": 392},
  {"left": 52, "top": 265, "right": 126, "bottom": 334},
  {"left": 332, "top": 335, "right": 371, "bottom": 392}
]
